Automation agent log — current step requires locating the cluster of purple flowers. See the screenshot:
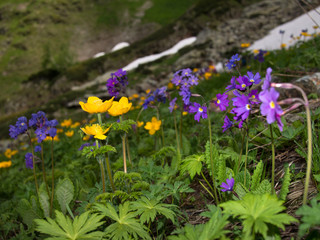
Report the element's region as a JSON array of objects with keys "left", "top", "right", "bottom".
[
  {"left": 215, "top": 59, "right": 283, "bottom": 132},
  {"left": 169, "top": 68, "right": 207, "bottom": 122},
  {"left": 9, "top": 111, "right": 58, "bottom": 168},
  {"left": 225, "top": 54, "right": 240, "bottom": 70},
  {"left": 254, "top": 49, "right": 267, "bottom": 63},
  {"left": 106, "top": 69, "right": 128, "bottom": 97},
  {"left": 78, "top": 141, "right": 100, "bottom": 151},
  {"left": 142, "top": 86, "right": 167, "bottom": 109}
]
